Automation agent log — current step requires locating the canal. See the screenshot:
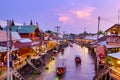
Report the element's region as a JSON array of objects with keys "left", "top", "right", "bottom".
[{"left": 27, "top": 43, "right": 95, "bottom": 80}]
